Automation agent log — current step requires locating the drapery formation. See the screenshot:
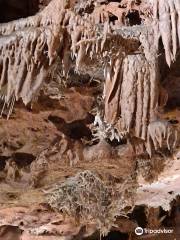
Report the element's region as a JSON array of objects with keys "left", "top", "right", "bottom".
[
  {"left": 104, "top": 54, "right": 159, "bottom": 141},
  {"left": 103, "top": 0, "right": 180, "bottom": 148}
]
